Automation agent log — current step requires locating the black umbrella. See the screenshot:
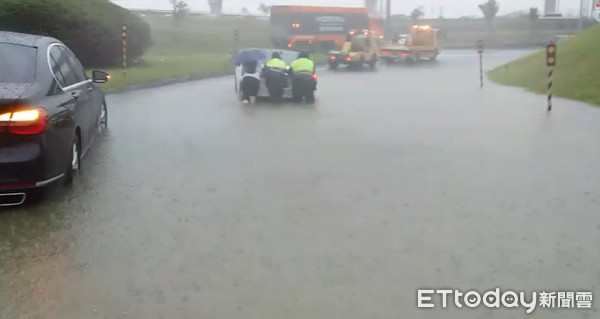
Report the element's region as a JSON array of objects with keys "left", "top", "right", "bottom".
[{"left": 229, "top": 49, "right": 268, "bottom": 65}]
